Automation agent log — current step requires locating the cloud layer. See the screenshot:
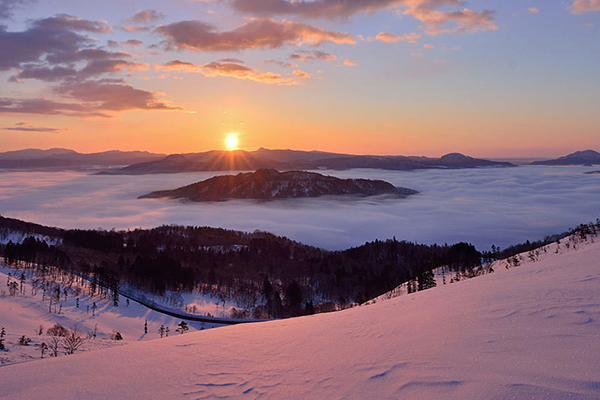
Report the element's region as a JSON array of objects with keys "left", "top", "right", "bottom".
[{"left": 1, "top": 167, "right": 598, "bottom": 251}]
